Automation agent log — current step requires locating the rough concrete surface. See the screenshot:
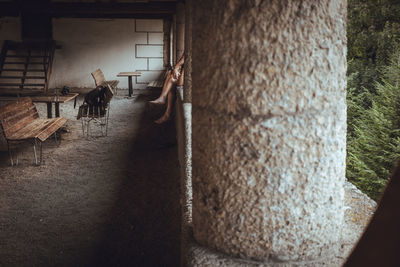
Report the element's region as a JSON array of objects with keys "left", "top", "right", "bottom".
[
  {"left": 191, "top": 0, "right": 347, "bottom": 262},
  {"left": 186, "top": 181, "right": 376, "bottom": 267}
]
